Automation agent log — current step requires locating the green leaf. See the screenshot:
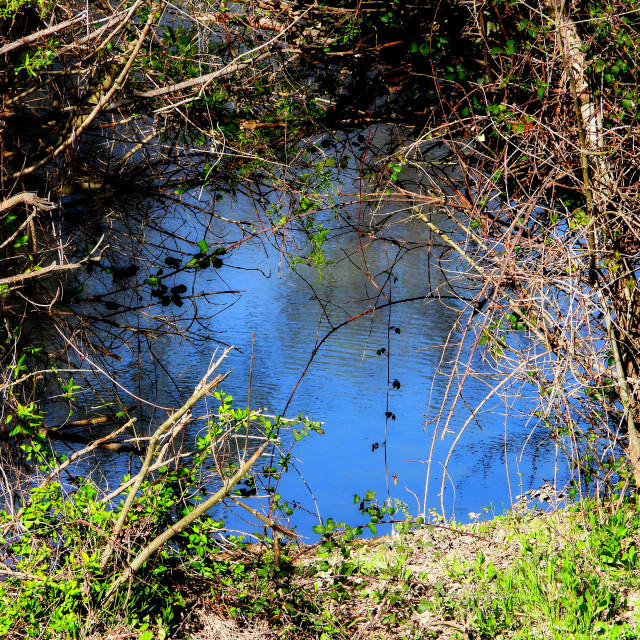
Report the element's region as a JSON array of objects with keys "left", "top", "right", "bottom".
[
  {"left": 197, "top": 240, "right": 209, "bottom": 253},
  {"left": 416, "top": 601, "right": 429, "bottom": 614}
]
